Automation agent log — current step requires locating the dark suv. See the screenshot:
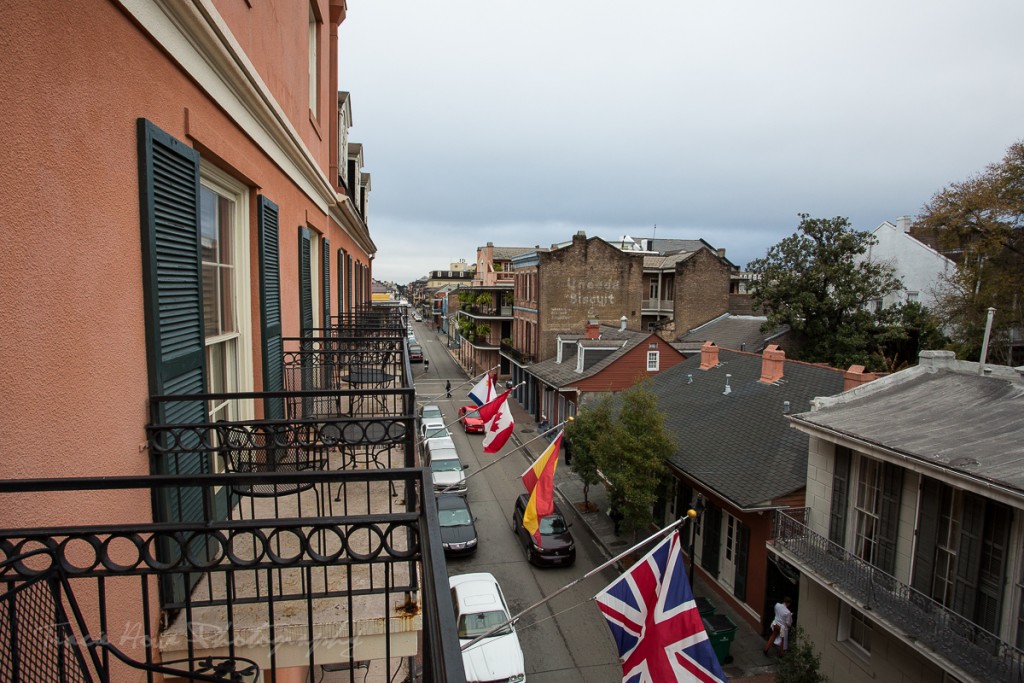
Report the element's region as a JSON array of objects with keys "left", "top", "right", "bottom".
[{"left": 511, "top": 493, "right": 575, "bottom": 567}]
